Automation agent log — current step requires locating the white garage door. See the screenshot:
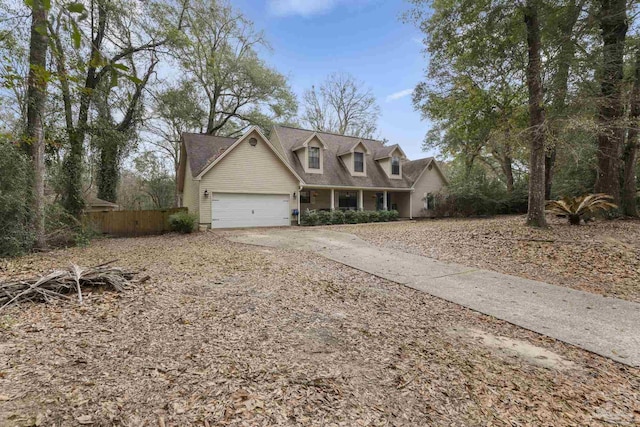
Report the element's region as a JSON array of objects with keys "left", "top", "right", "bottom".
[{"left": 211, "top": 193, "right": 291, "bottom": 229}]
